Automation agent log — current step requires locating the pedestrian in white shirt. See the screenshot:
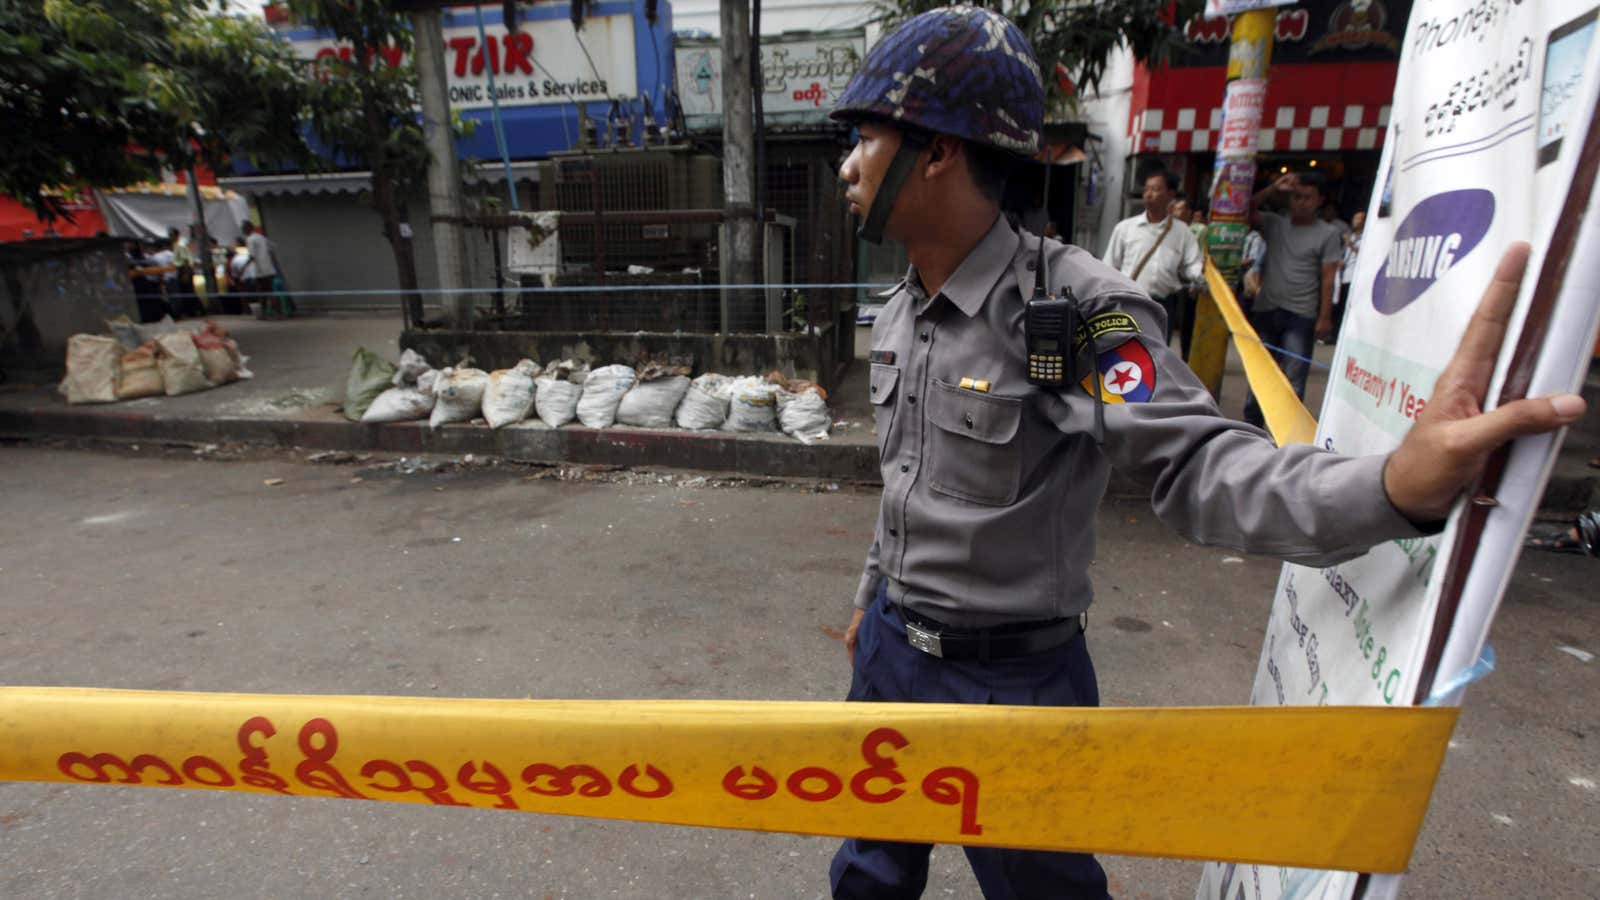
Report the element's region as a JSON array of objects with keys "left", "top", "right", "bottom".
[{"left": 1102, "top": 169, "right": 1204, "bottom": 354}]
